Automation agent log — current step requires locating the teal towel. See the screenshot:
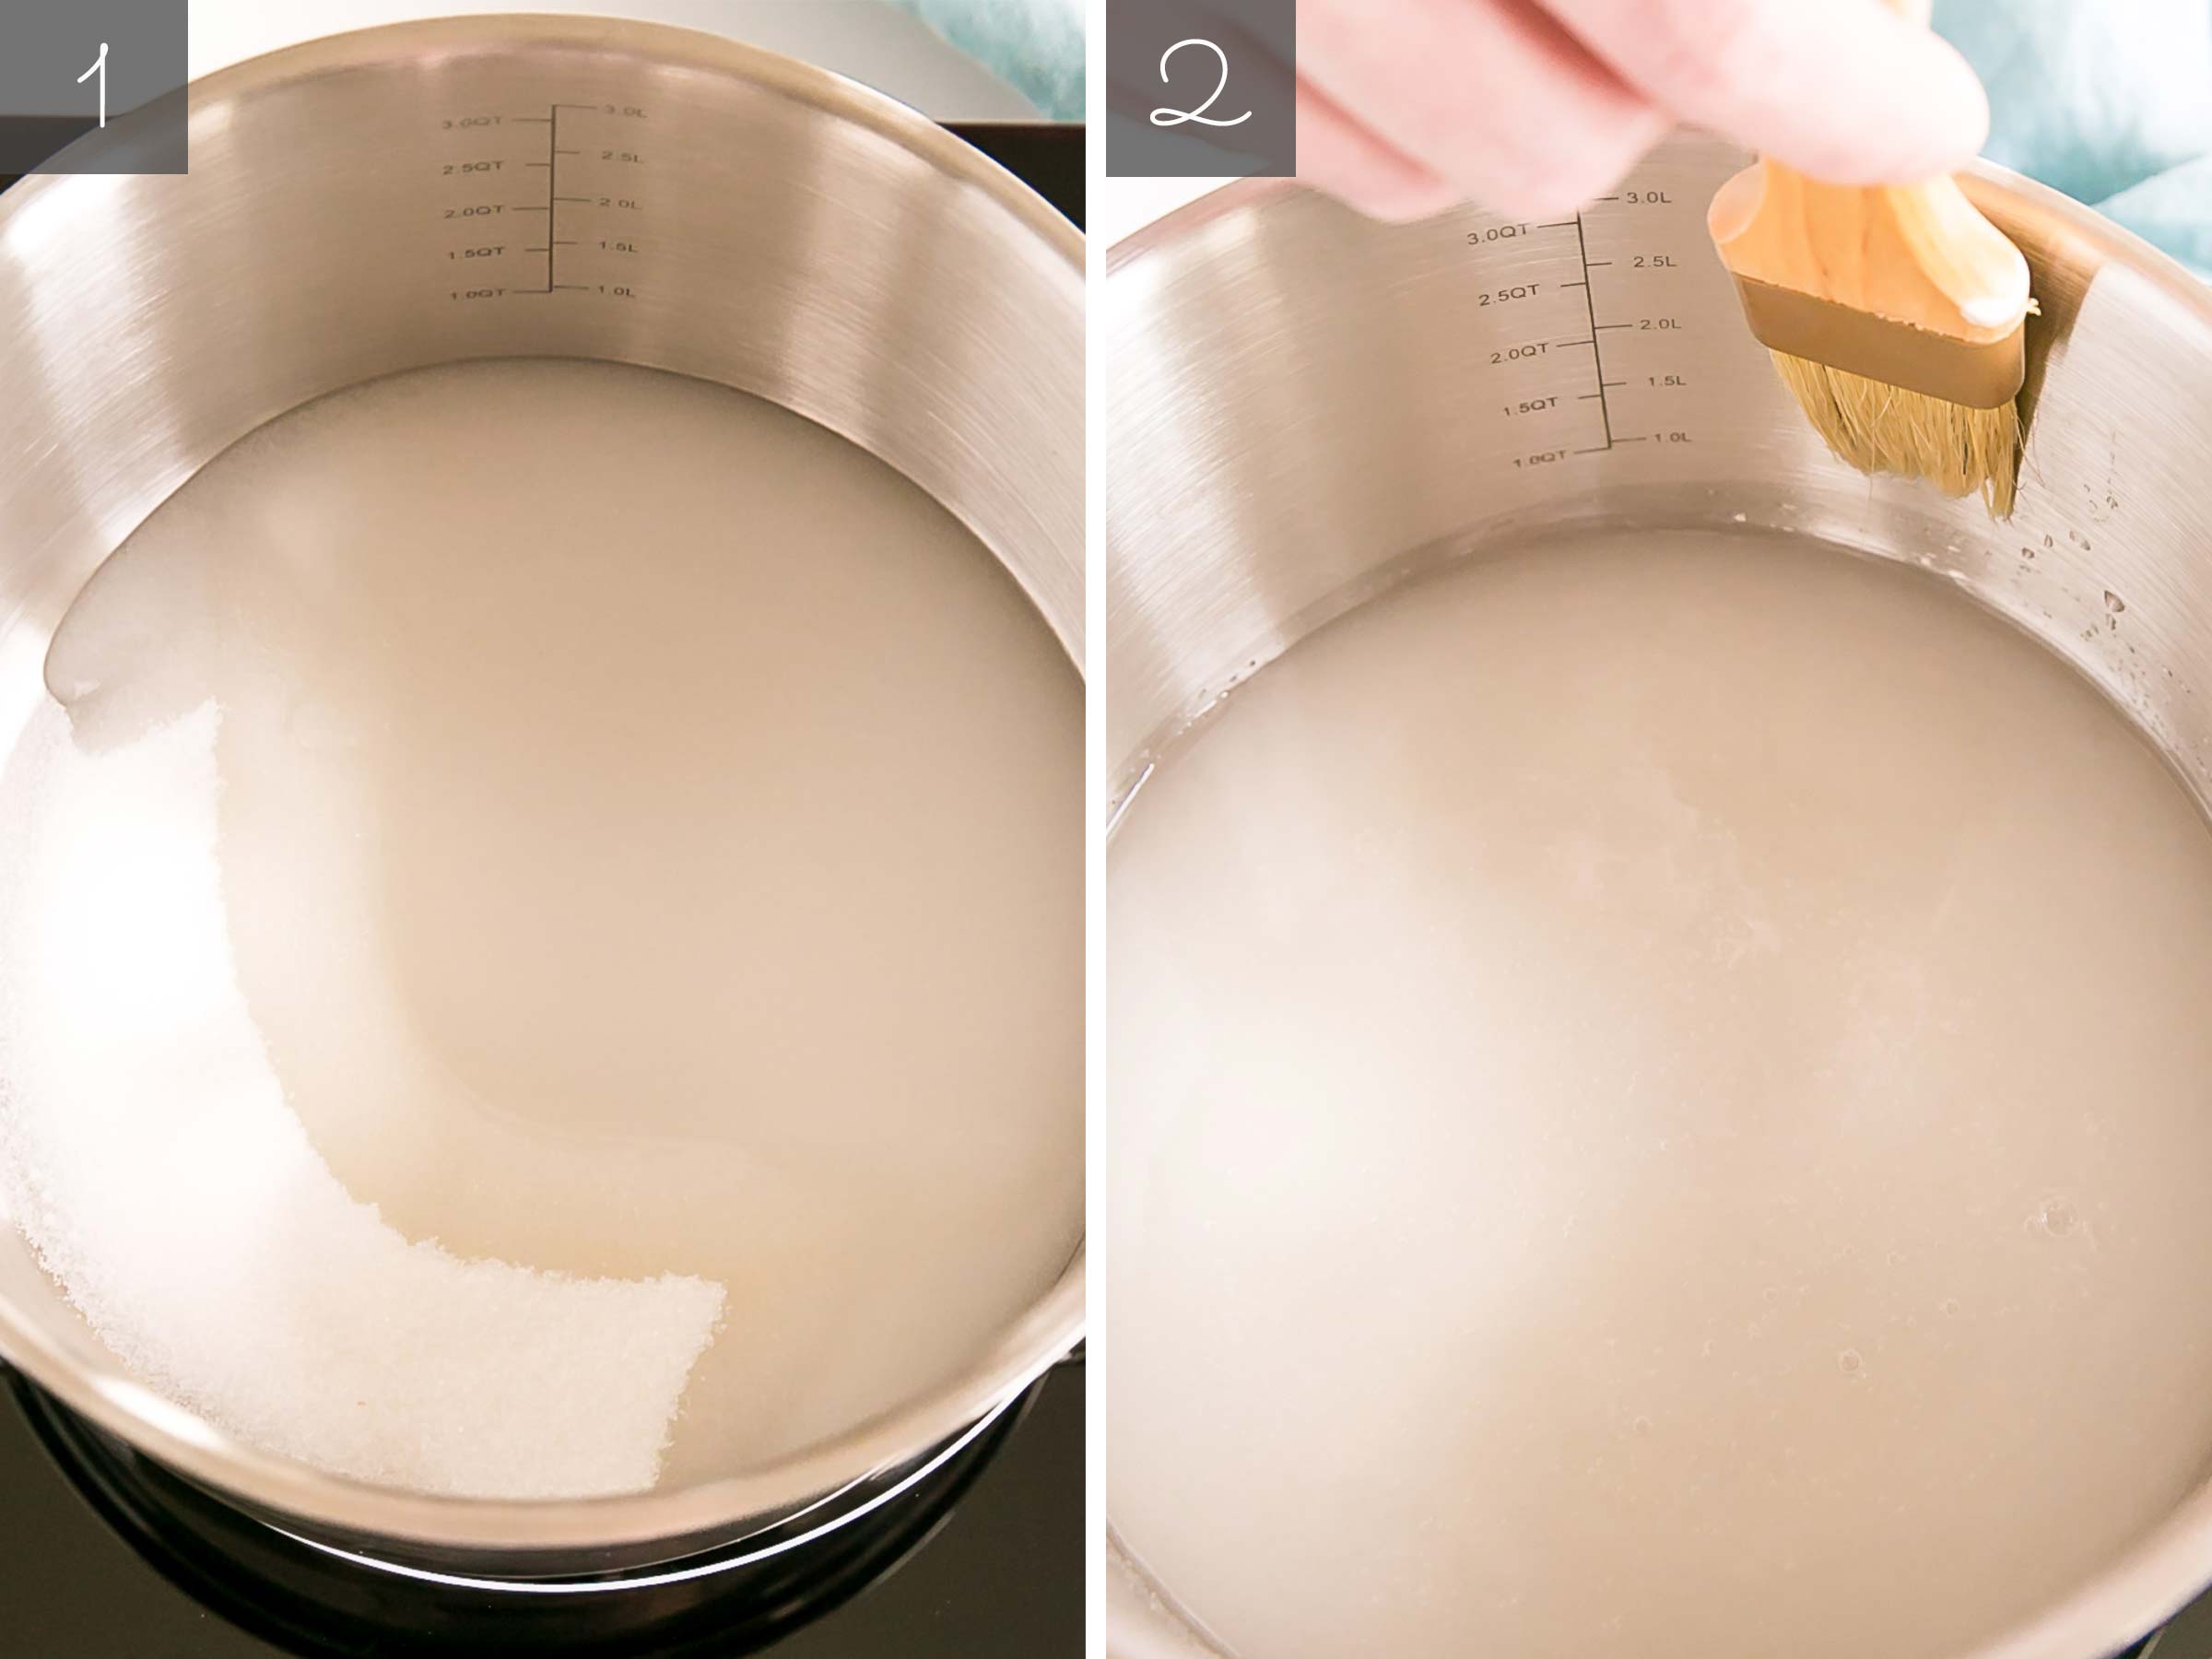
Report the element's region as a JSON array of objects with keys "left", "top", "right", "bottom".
[
  {"left": 890, "top": 0, "right": 1084, "bottom": 121},
  {"left": 1936, "top": 0, "right": 2212, "bottom": 271}
]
